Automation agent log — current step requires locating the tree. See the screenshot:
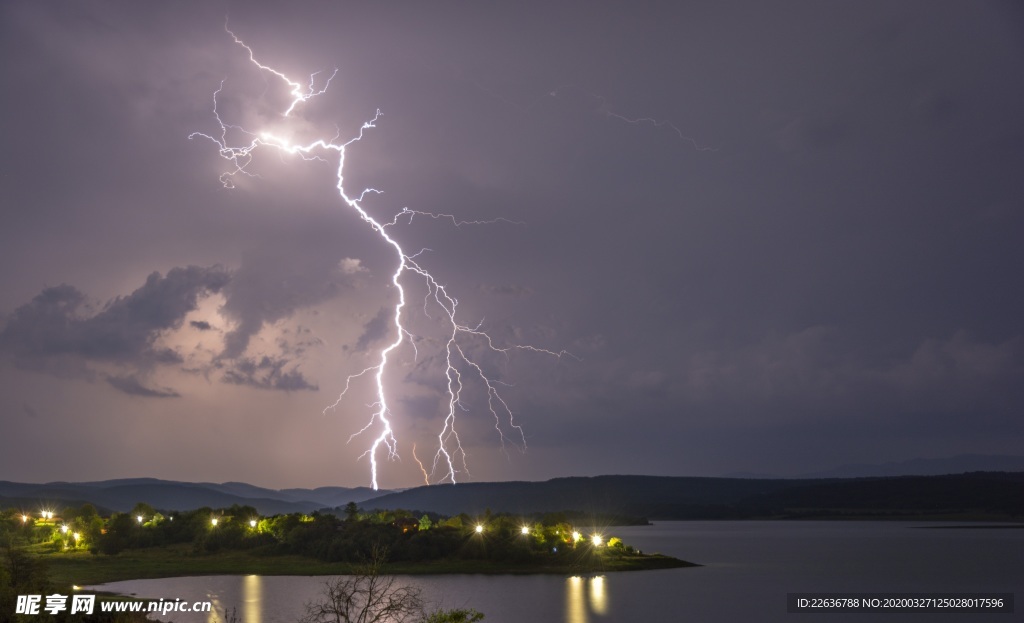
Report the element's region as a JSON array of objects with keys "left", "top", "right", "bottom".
[
  {"left": 130, "top": 502, "right": 157, "bottom": 522},
  {"left": 0, "top": 543, "right": 51, "bottom": 620},
  {"left": 300, "top": 546, "right": 424, "bottom": 623},
  {"left": 68, "top": 503, "right": 99, "bottom": 523},
  {"left": 418, "top": 515, "right": 433, "bottom": 531},
  {"left": 344, "top": 502, "right": 360, "bottom": 523},
  {"left": 300, "top": 545, "right": 485, "bottom": 623},
  {"left": 3, "top": 544, "right": 43, "bottom": 589}
]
